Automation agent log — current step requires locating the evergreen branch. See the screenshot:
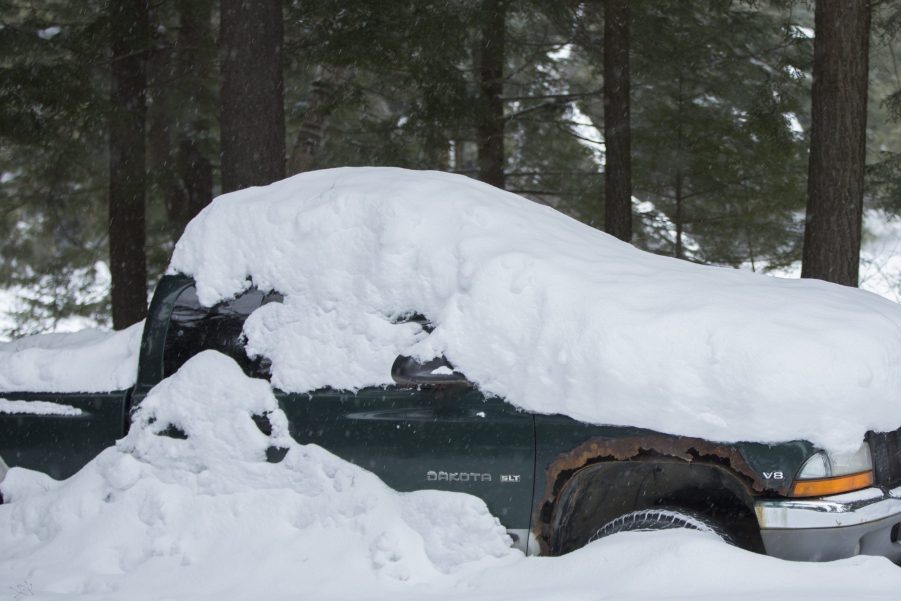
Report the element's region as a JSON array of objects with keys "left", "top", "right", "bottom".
[
  {"left": 503, "top": 90, "right": 600, "bottom": 102},
  {"left": 503, "top": 99, "right": 567, "bottom": 122}
]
